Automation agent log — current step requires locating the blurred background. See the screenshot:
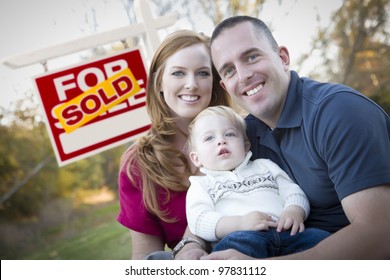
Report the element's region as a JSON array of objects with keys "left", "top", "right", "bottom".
[{"left": 0, "top": 0, "right": 389, "bottom": 259}]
